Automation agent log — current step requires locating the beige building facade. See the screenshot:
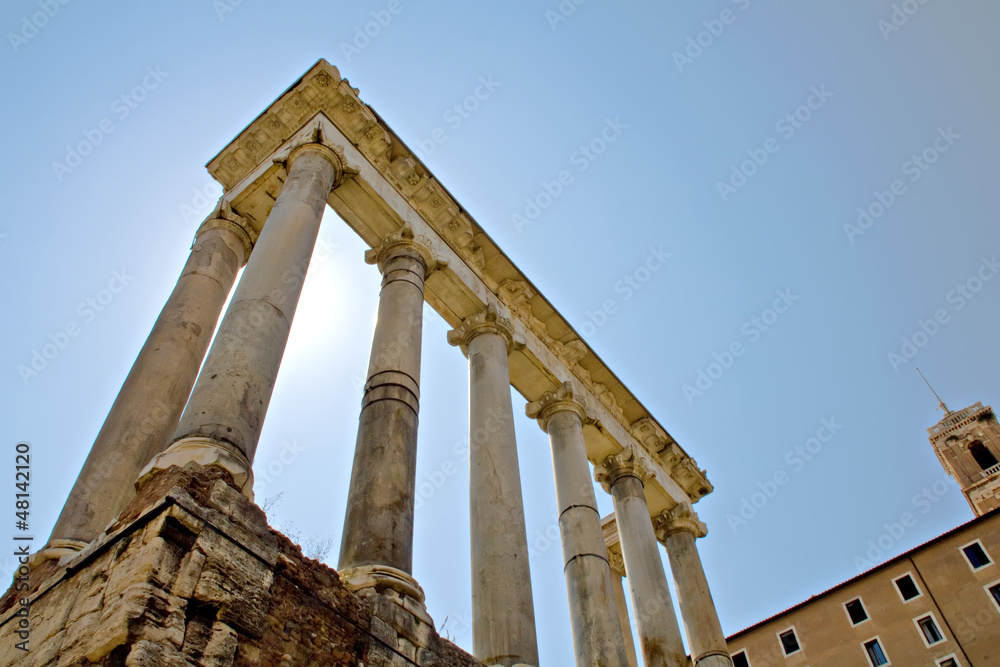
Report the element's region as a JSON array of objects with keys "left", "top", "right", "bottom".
[
  {"left": 725, "top": 508, "right": 1000, "bottom": 666},
  {"left": 726, "top": 400, "right": 1000, "bottom": 667}
]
